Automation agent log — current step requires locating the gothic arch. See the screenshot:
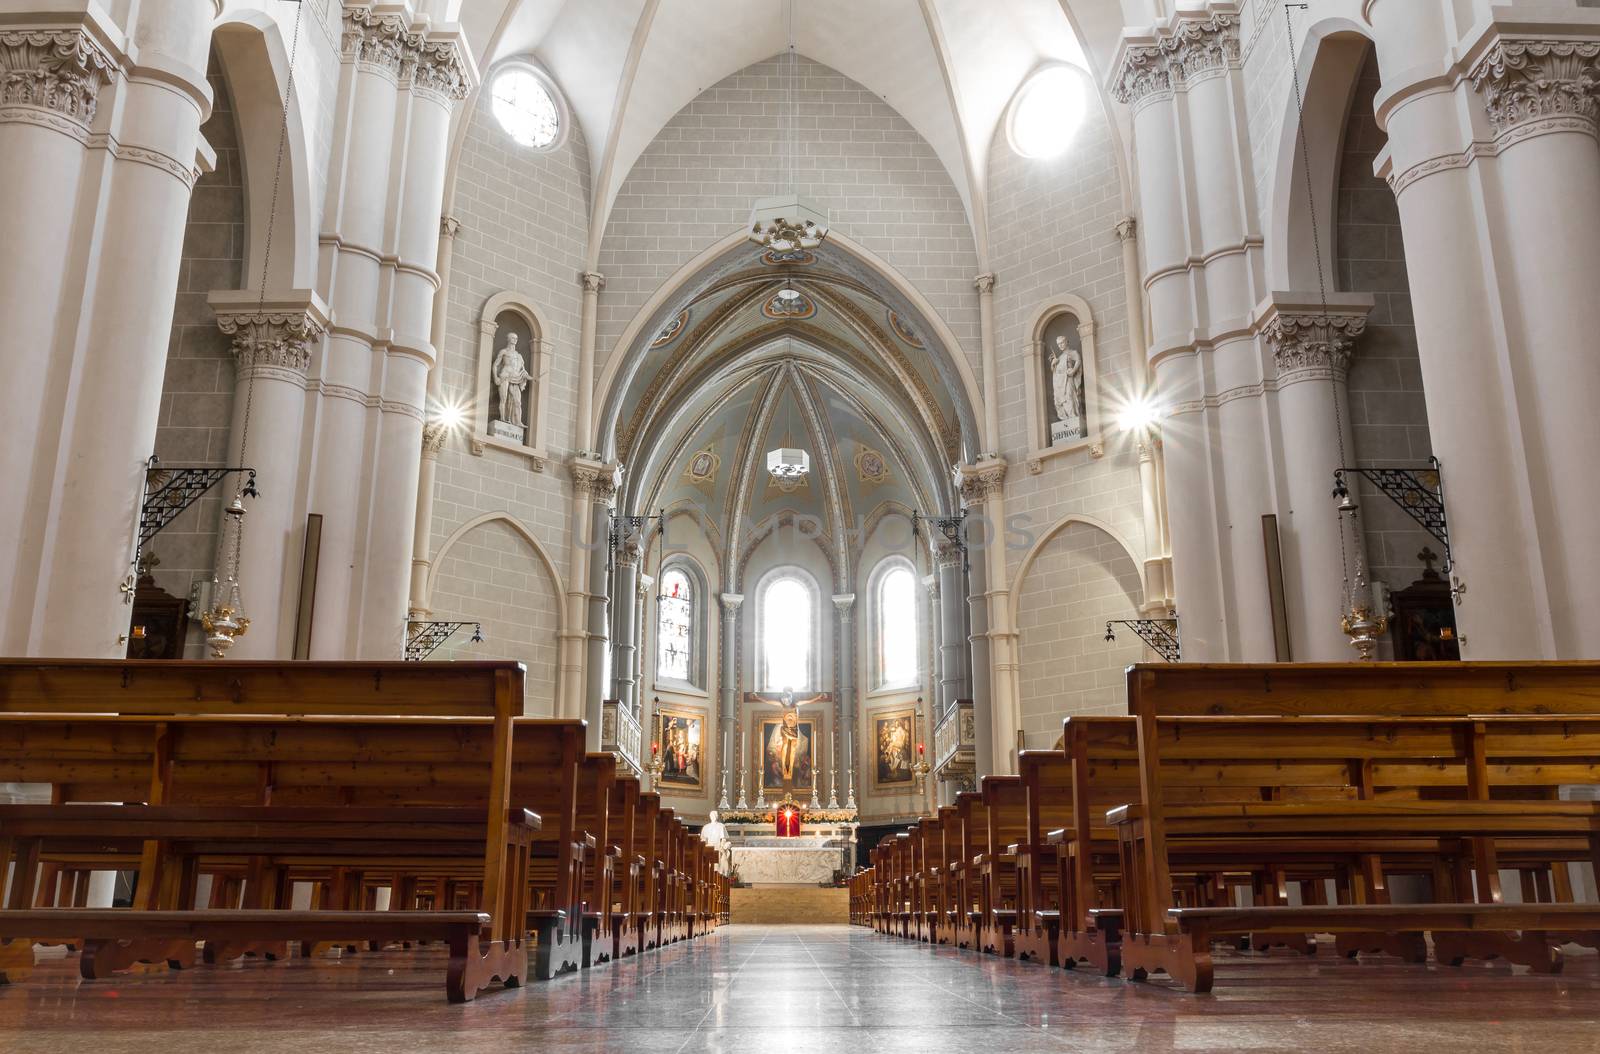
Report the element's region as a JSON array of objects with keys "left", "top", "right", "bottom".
[{"left": 1007, "top": 513, "right": 1145, "bottom": 631}]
